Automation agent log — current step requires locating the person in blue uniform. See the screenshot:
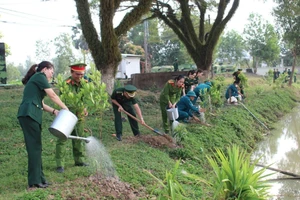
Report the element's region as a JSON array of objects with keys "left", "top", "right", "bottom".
[
  {"left": 225, "top": 81, "right": 241, "bottom": 104},
  {"left": 17, "top": 61, "right": 68, "bottom": 188},
  {"left": 193, "top": 81, "right": 212, "bottom": 105},
  {"left": 111, "top": 85, "right": 145, "bottom": 141},
  {"left": 55, "top": 63, "right": 89, "bottom": 173},
  {"left": 176, "top": 91, "right": 204, "bottom": 123}
]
